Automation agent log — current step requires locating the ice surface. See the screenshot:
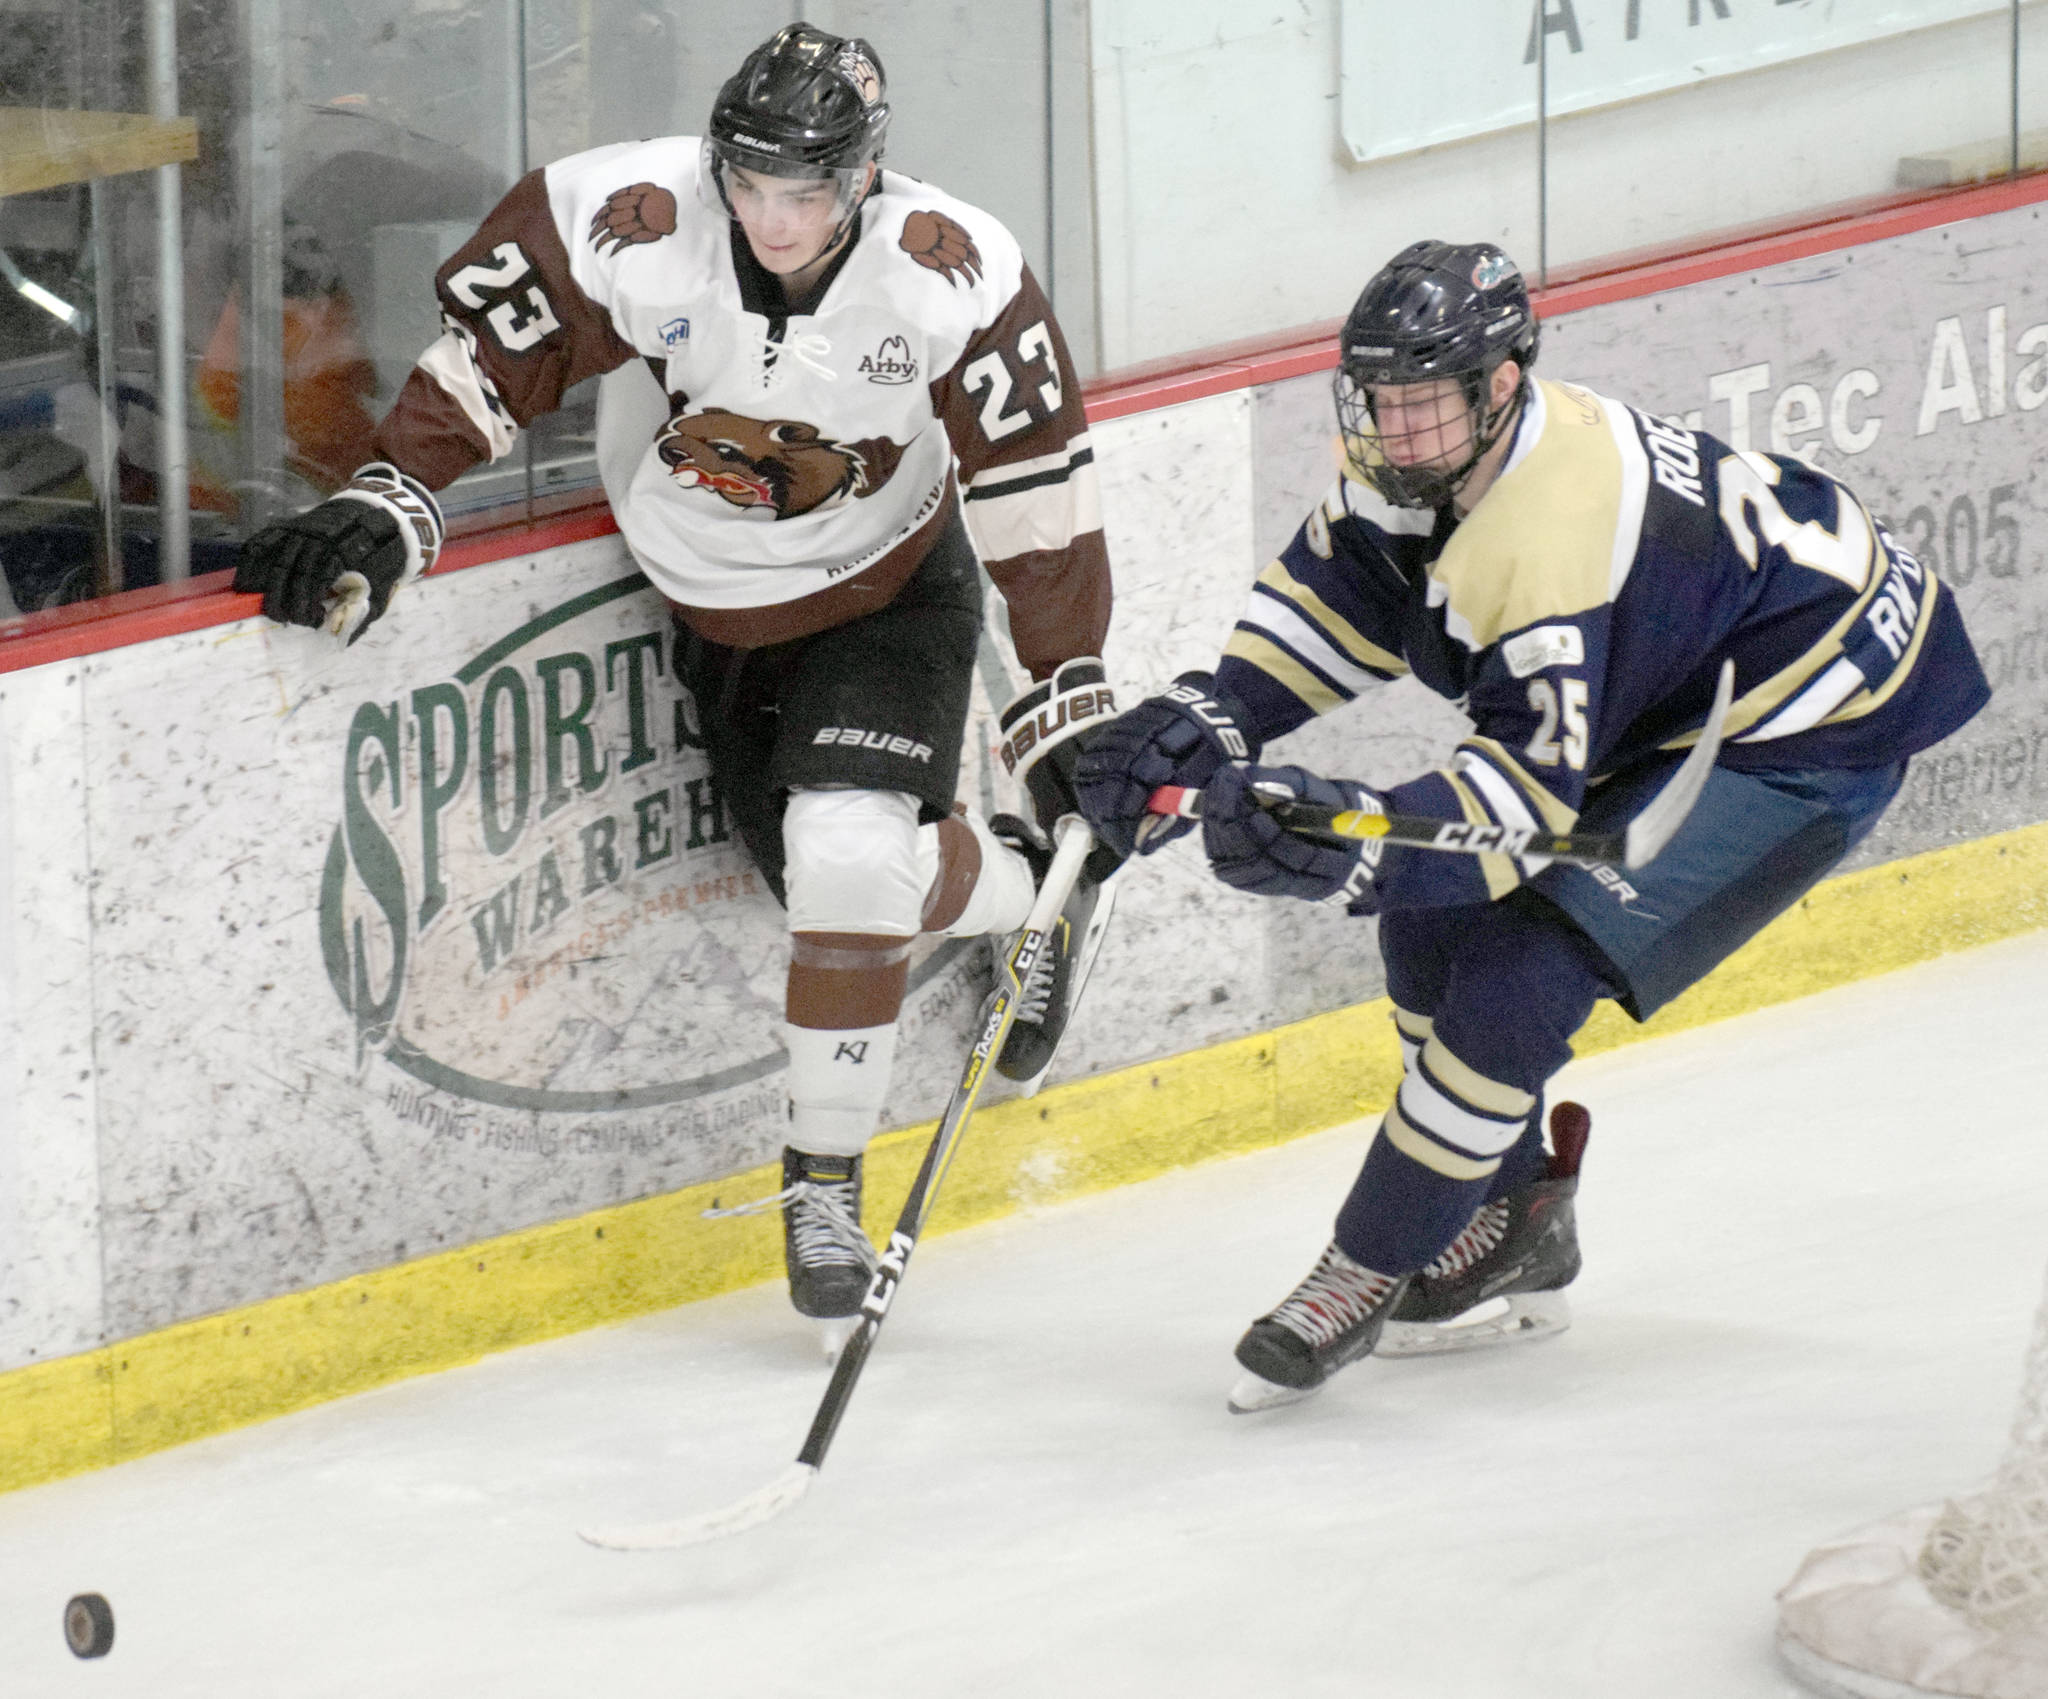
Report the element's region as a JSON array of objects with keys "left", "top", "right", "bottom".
[{"left": 4, "top": 932, "right": 2047, "bottom": 1697}]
